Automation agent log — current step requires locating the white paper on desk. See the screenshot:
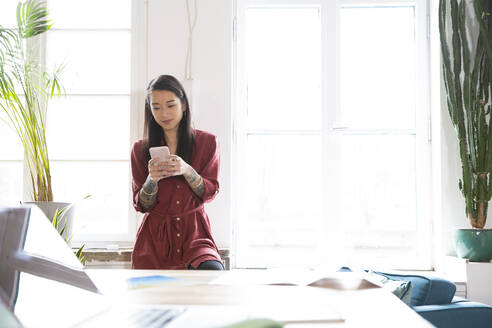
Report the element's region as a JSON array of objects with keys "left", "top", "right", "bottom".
[
  {"left": 209, "top": 269, "right": 325, "bottom": 286},
  {"left": 308, "top": 272, "right": 381, "bottom": 290}
]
